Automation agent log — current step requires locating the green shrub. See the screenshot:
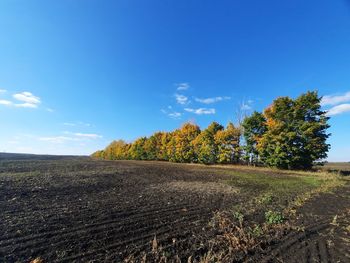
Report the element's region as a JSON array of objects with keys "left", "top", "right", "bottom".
[{"left": 265, "top": 210, "right": 284, "bottom": 224}]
